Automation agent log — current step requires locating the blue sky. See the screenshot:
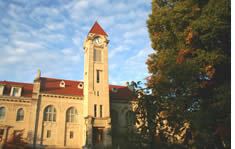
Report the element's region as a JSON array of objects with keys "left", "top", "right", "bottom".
[{"left": 0, "top": 0, "right": 154, "bottom": 86}]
